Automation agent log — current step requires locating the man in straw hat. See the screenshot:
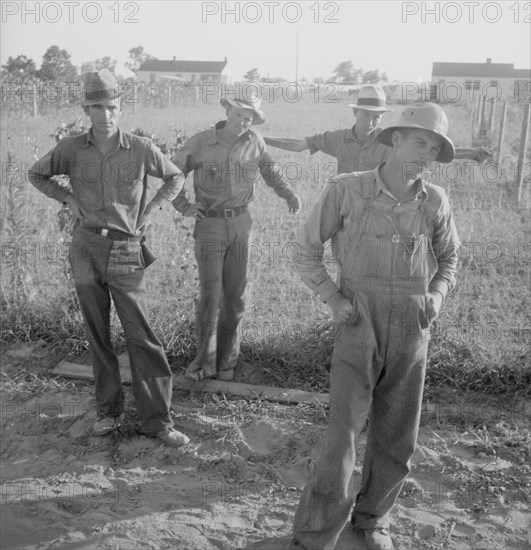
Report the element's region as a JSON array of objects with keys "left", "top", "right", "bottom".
[
  {"left": 28, "top": 69, "right": 190, "bottom": 447},
  {"left": 290, "top": 102, "right": 461, "bottom": 550},
  {"left": 264, "top": 84, "right": 491, "bottom": 175},
  {"left": 171, "top": 92, "right": 302, "bottom": 382}
]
